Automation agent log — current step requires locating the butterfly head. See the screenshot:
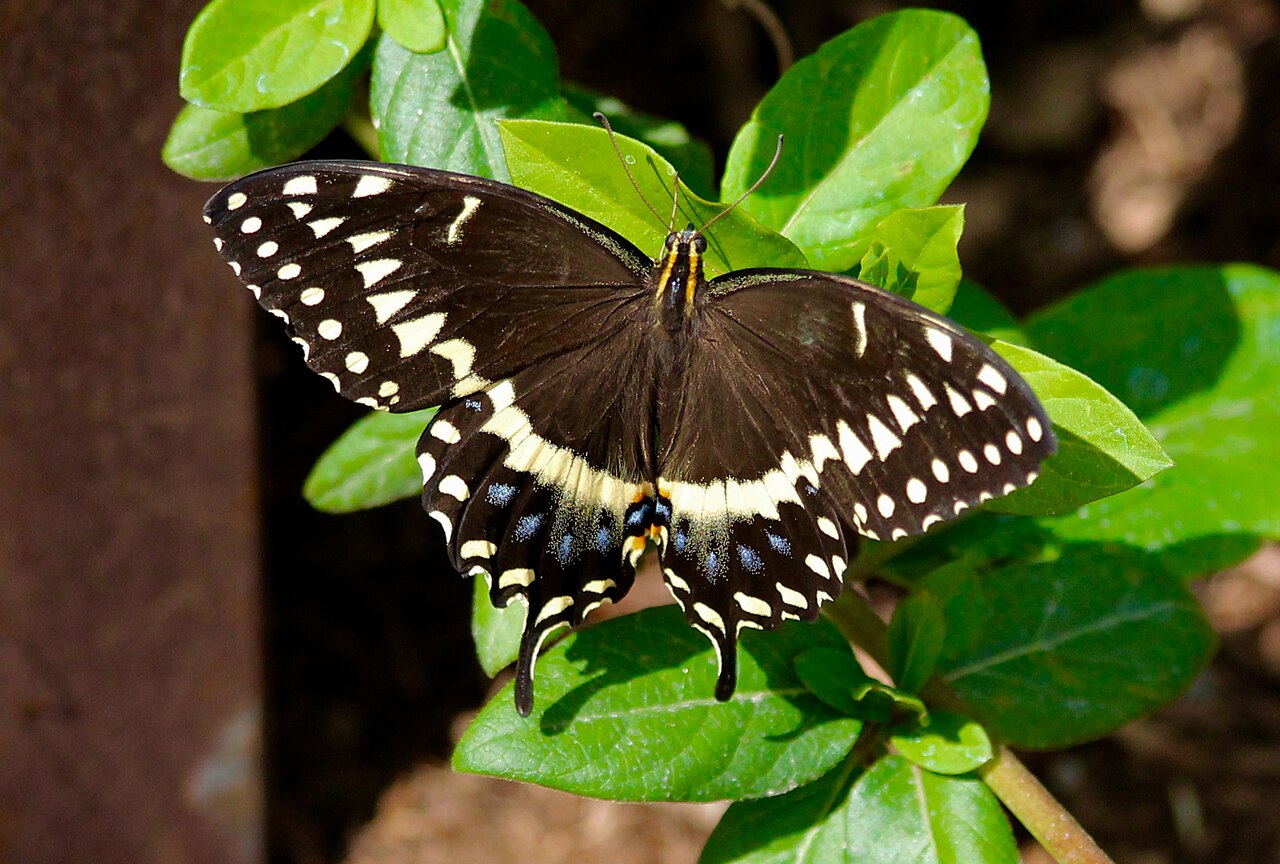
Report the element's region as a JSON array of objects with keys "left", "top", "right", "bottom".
[
  {"left": 663, "top": 225, "right": 707, "bottom": 256},
  {"left": 654, "top": 226, "right": 708, "bottom": 330}
]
